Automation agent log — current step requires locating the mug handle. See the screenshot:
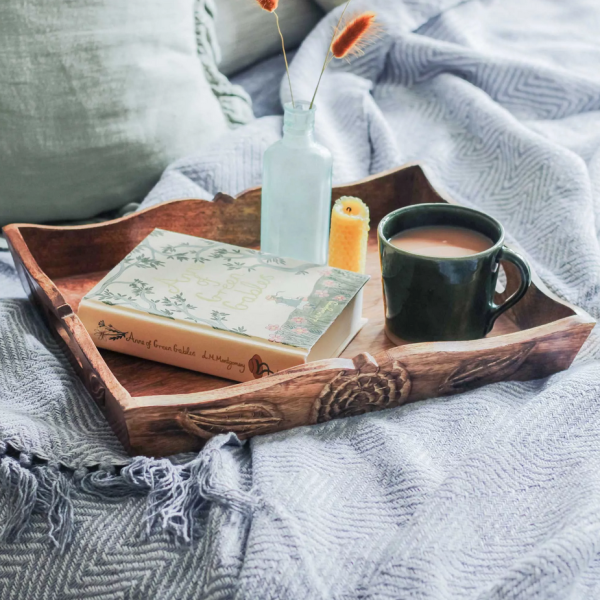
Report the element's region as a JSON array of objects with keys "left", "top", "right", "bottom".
[{"left": 487, "top": 246, "right": 532, "bottom": 332}]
